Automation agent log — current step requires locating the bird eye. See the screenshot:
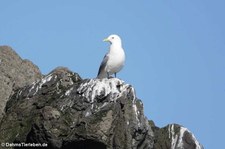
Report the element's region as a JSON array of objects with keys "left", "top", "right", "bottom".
[{"left": 112, "top": 37, "right": 114, "bottom": 39}]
